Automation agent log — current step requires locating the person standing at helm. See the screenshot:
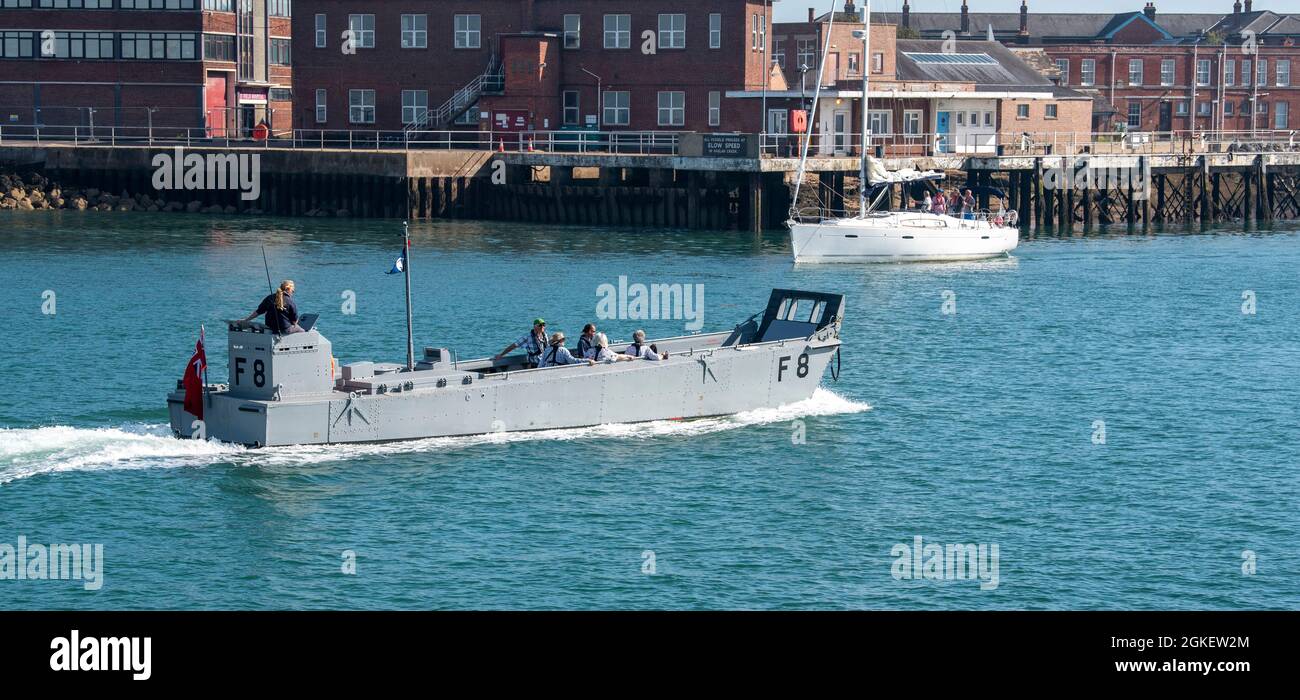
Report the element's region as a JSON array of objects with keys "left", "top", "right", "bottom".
[
  {"left": 243, "top": 280, "right": 303, "bottom": 335},
  {"left": 538, "top": 332, "right": 595, "bottom": 368},
  {"left": 495, "top": 318, "right": 548, "bottom": 368}
]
